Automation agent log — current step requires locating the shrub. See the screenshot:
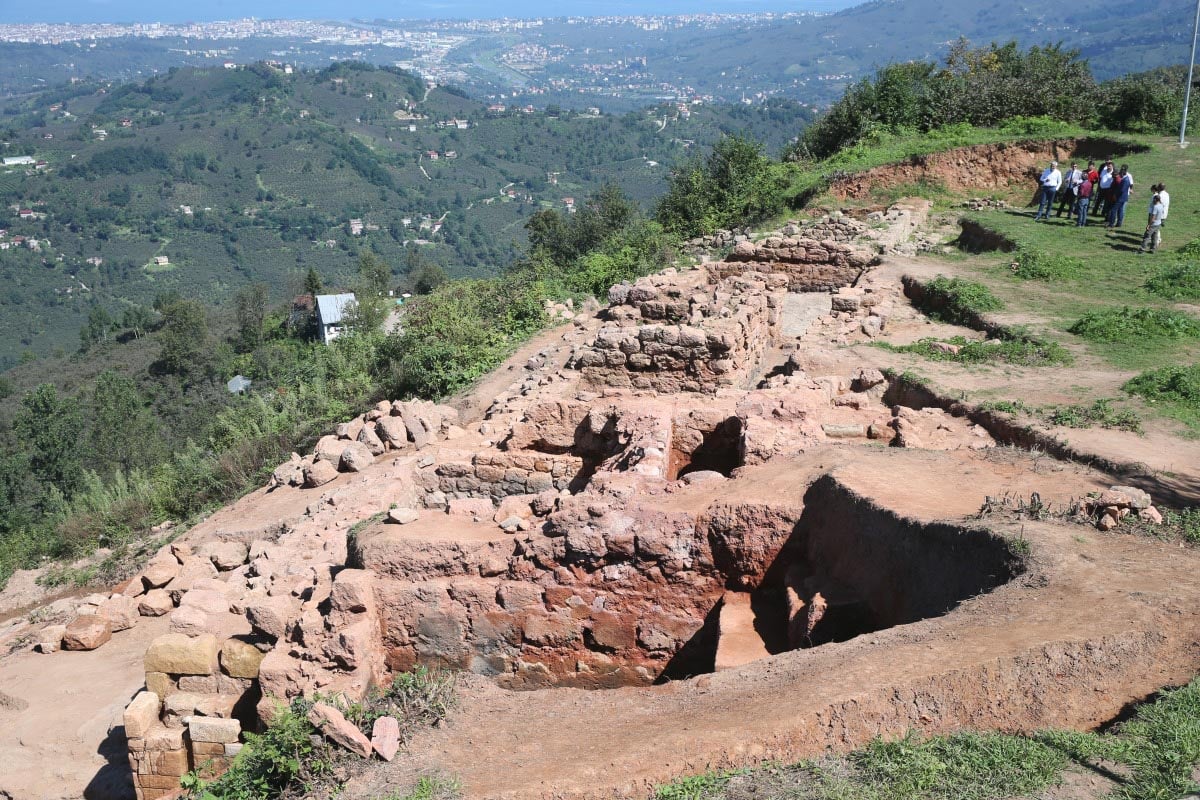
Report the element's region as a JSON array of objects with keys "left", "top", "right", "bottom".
[
  {"left": 1123, "top": 364, "right": 1200, "bottom": 407},
  {"left": 1145, "top": 261, "right": 1200, "bottom": 300},
  {"left": 917, "top": 276, "right": 1004, "bottom": 325},
  {"left": 1045, "top": 399, "right": 1143, "bottom": 433},
  {"left": 1068, "top": 307, "right": 1200, "bottom": 342},
  {"left": 1010, "top": 248, "right": 1085, "bottom": 281},
  {"left": 880, "top": 336, "right": 1071, "bottom": 367}
]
